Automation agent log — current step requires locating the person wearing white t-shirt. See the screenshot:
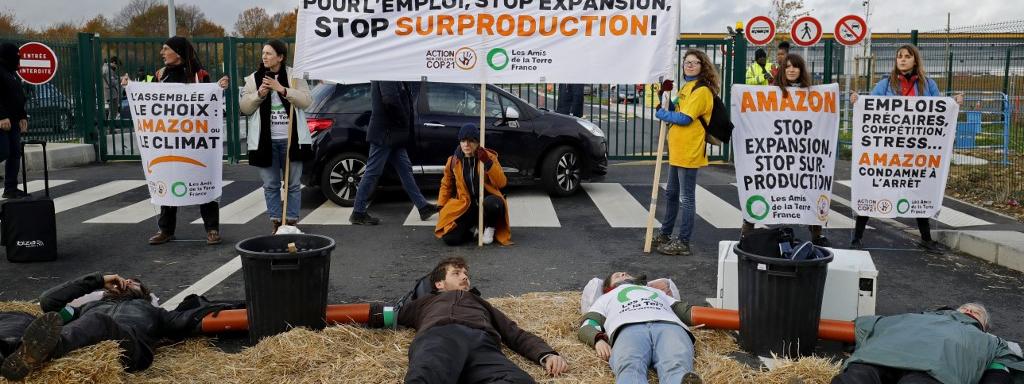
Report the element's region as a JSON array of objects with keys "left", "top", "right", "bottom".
[
  {"left": 239, "top": 40, "right": 314, "bottom": 233},
  {"left": 578, "top": 272, "right": 702, "bottom": 384}
]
